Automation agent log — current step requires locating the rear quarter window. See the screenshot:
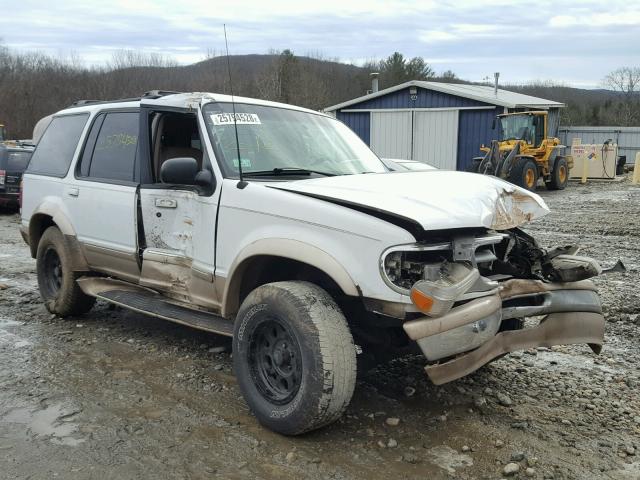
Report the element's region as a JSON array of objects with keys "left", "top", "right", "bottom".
[{"left": 26, "top": 113, "right": 89, "bottom": 177}]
